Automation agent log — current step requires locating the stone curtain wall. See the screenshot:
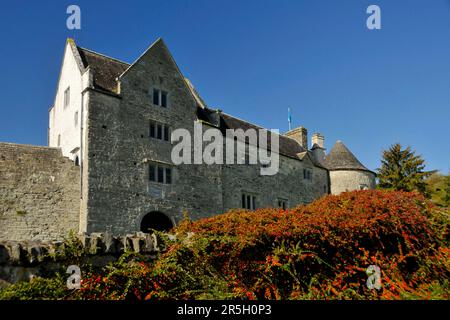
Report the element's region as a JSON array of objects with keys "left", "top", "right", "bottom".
[{"left": 0, "top": 143, "right": 80, "bottom": 241}]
